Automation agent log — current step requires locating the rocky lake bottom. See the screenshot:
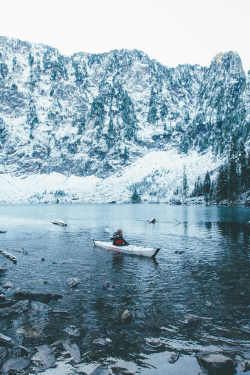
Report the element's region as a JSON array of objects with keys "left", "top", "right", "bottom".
[{"left": 0, "top": 204, "right": 250, "bottom": 375}]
